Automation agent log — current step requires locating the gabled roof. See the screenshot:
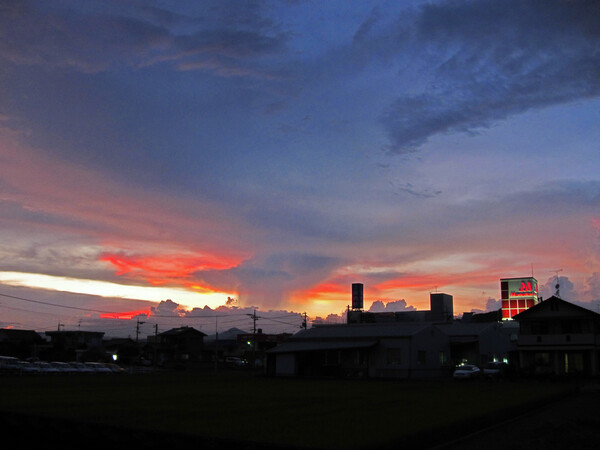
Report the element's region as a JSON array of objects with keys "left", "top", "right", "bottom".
[
  {"left": 0, "top": 328, "right": 45, "bottom": 342},
  {"left": 435, "top": 322, "right": 497, "bottom": 336},
  {"left": 514, "top": 296, "right": 600, "bottom": 320},
  {"left": 267, "top": 340, "right": 377, "bottom": 354},
  {"left": 159, "top": 326, "right": 207, "bottom": 337},
  {"left": 104, "top": 337, "right": 136, "bottom": 346},
  {"left": 290, "top": 322, "right": 432, "bottom": 341},
  {"left": 45, "top": 330, "right": 104, "bottom": 337}
]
